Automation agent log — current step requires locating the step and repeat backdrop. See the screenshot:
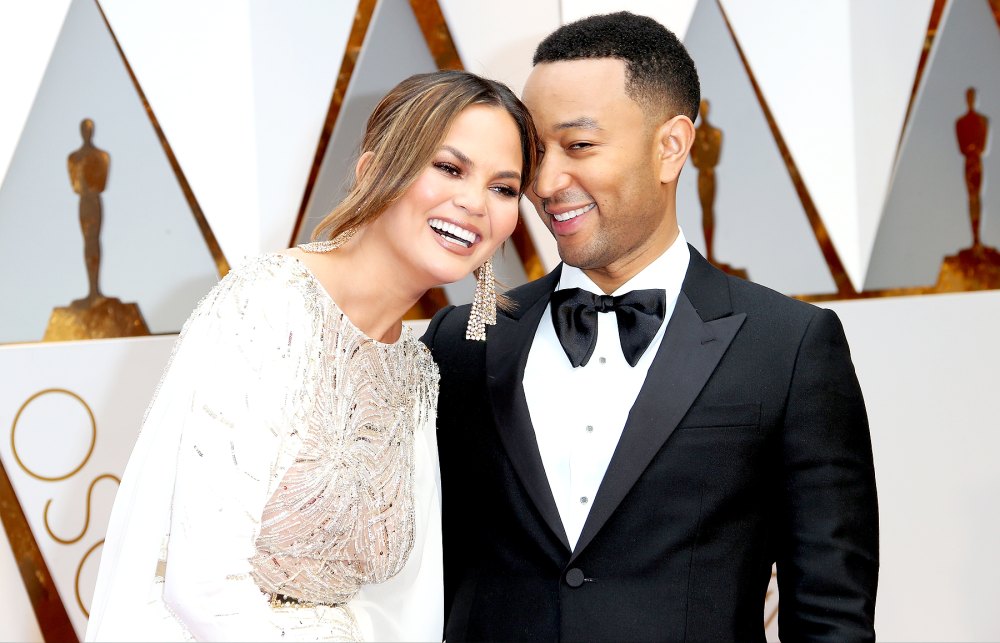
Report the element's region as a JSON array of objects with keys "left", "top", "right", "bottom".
[{"left": 1, "top": 1, "right": 999, "bottom": 641}]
